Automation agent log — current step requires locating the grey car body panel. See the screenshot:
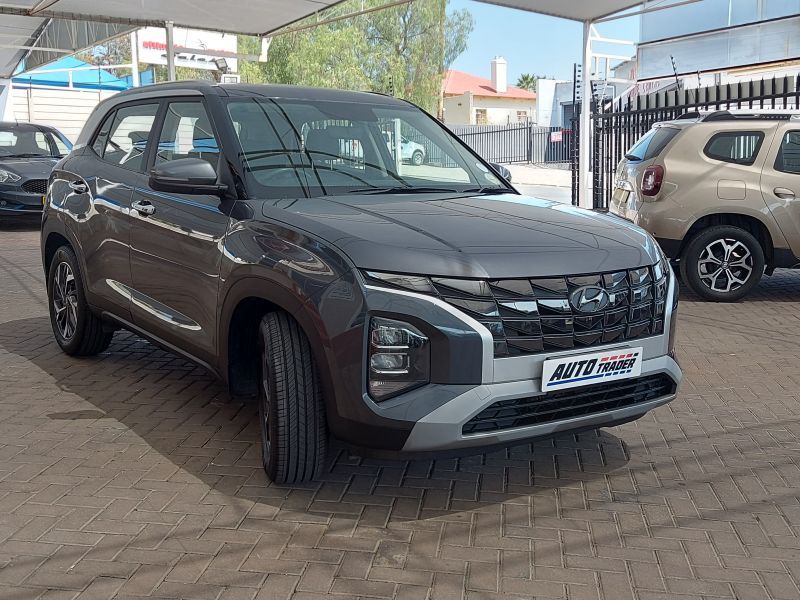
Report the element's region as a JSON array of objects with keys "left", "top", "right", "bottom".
[{"left": 42, "top": 81, "right": 680, "bottom": 455}]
